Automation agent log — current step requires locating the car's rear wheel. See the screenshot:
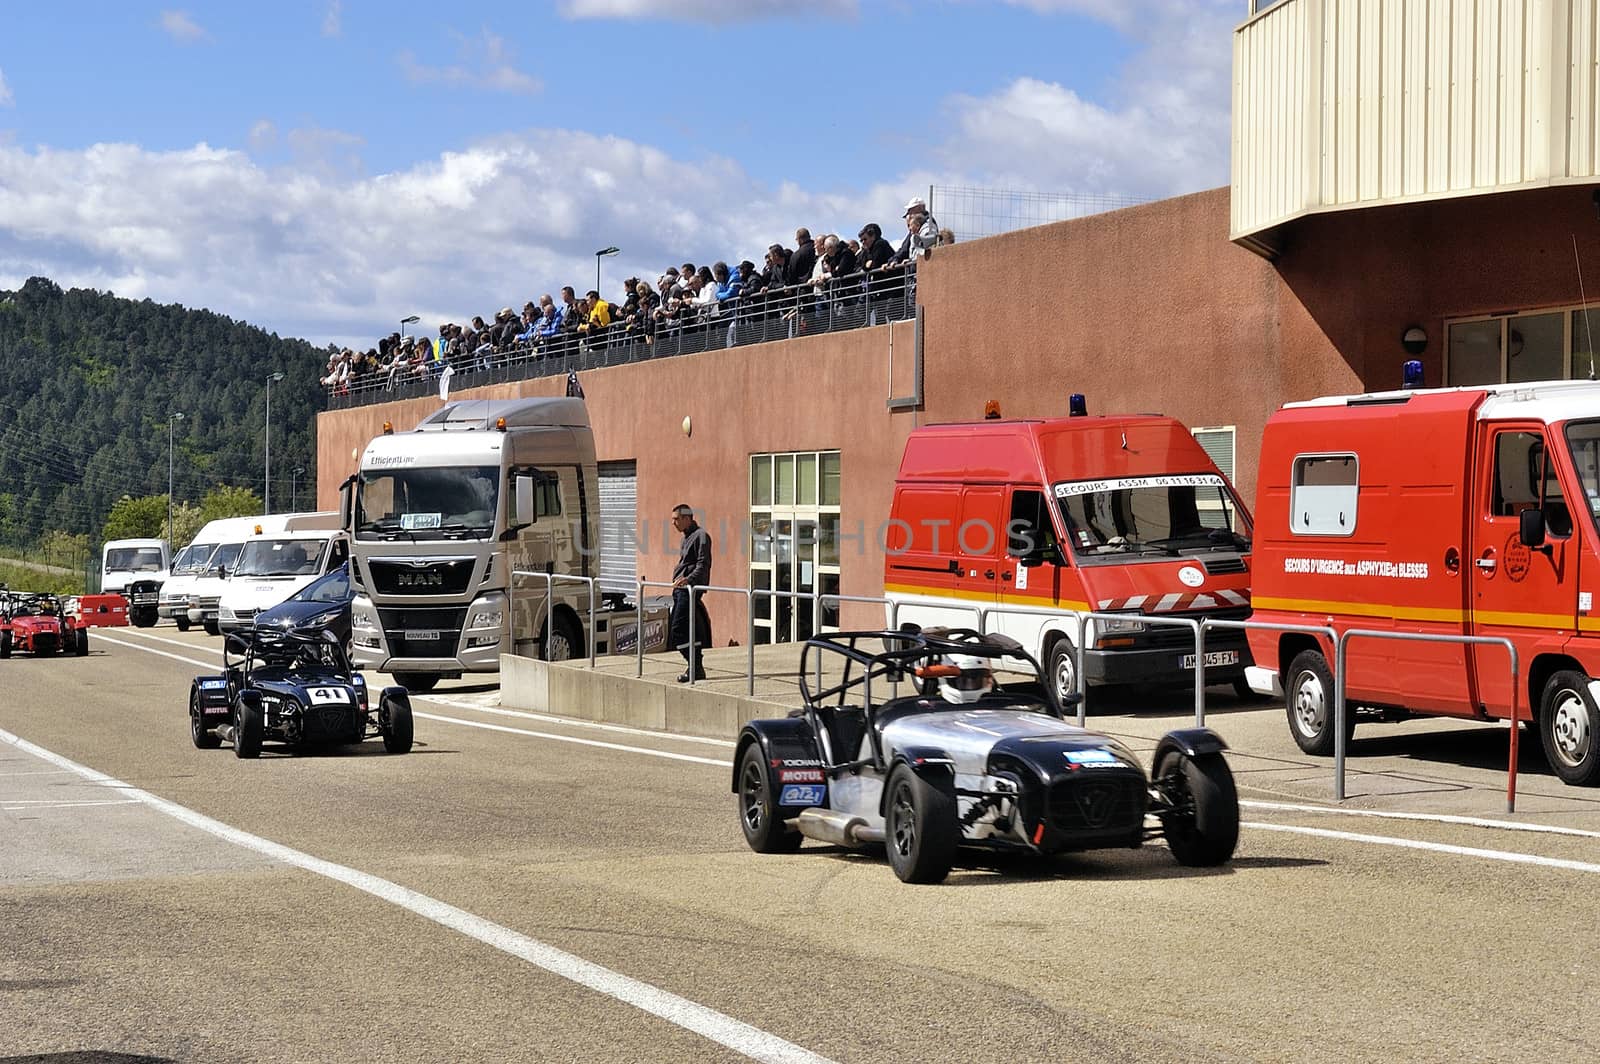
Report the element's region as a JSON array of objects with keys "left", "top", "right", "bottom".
[
  {"left": 1285, "top": 648, "right": 1352, "bottom": 756},
  {"left": 380, "top": 691, "right": 414, "bottom": 754},
  {"left": 1157, "top": 750, "right": 1239, "bottom": 866},
  {"left": 233, "top": 695, "right": 263, "bottom": 759},
  {"left": 75, "top": 629, "right": 89, "bottom": 657},
  {"left": 174, "top": 616, "right": 191, "bottom": 632},
  {"left": 1, "top": 631, "right": 12, "bottom": 658},
  {"left": 1539, "top": 670, "right": 1600, "bottom": 786},
  {"left": 884, "top": 763, "right": 958, "bottom": 884},
  {"left": 737, "top": 744, "right": 802, "bottom": 854},
  {"left": 190, "top": 688, "right": 220, "bottom": 749},
  {"left": 203, "top": 619, "right": 220, "bottom": 637},
  {"left": 394, "top": 672, "right": 440, "bottom": 694}
]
